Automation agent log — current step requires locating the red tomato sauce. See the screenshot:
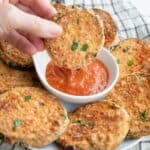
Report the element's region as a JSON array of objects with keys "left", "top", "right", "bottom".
[{"left": 46, "top": 59, "right": 109, "bottom": 96}]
